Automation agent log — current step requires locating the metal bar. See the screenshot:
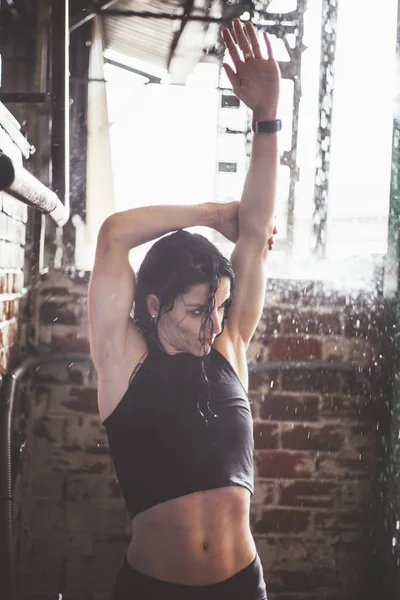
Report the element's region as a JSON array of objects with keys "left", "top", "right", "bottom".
[
  {"left": 249, "top": 358, "right": 372, "bottom": 392},
  {"left": 70, "top": 0, "right": 119, "bottom": 32},
  {"left": 0, "top": 150, "right": 69, "bottom": 226},
  {"left": 100, "top": 8, "right": 300, "bottom": 24},
  {"left": 50, "top": 0, "right": 70, "bottom": 216},
  {"left": 100, "top": 9, "right": 224, "bottom": 22},
  {"left": 0, "top": 92, "right": 46, "bottom": 103},
  {"left": 312, "top": 0, "right": 339, "bottom": 257},
  {"left": 104, "top": 57, "right": 161, "bottom": 83}
]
